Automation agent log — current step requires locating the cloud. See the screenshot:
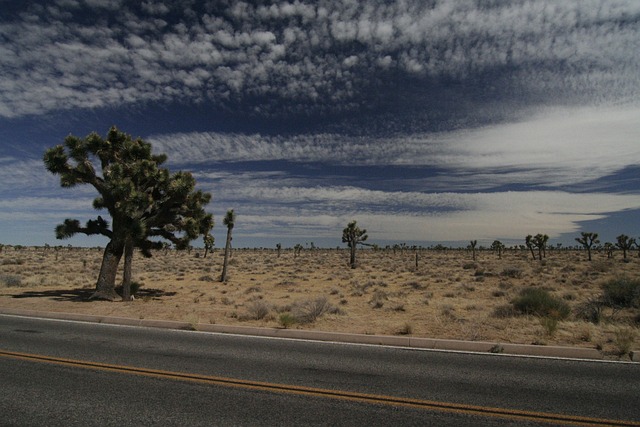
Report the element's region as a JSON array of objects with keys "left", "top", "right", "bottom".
[
  {"left": 186, "top": 167, "right": 640, "bottom": 244},
  {"left": 0, "top": 0, "right": 638, "bottom": 118},
  {"left": 423, "top": 106, "right": 640, "bottom": 187},
  {"left": 151, "top": 105, "right": 640, "bottom": 190},
  {"left": 221, "top": 189, "right": 640, "bottom": 244},
  {"left": 0, "top": 158, "right": 60, "bottom": 194}
]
